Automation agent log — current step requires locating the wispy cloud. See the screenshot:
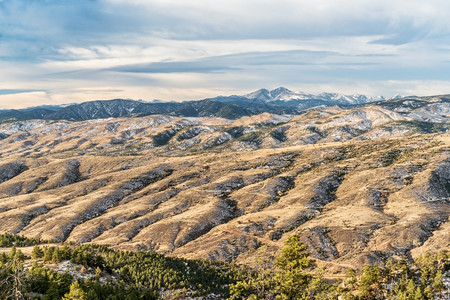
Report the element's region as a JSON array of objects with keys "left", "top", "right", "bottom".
[
  {"left": 109, "top": 50, "right": 338, "bottom": 74},
  {"left": 0, "top": 89, "right": 41, "bottom": 95}
]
